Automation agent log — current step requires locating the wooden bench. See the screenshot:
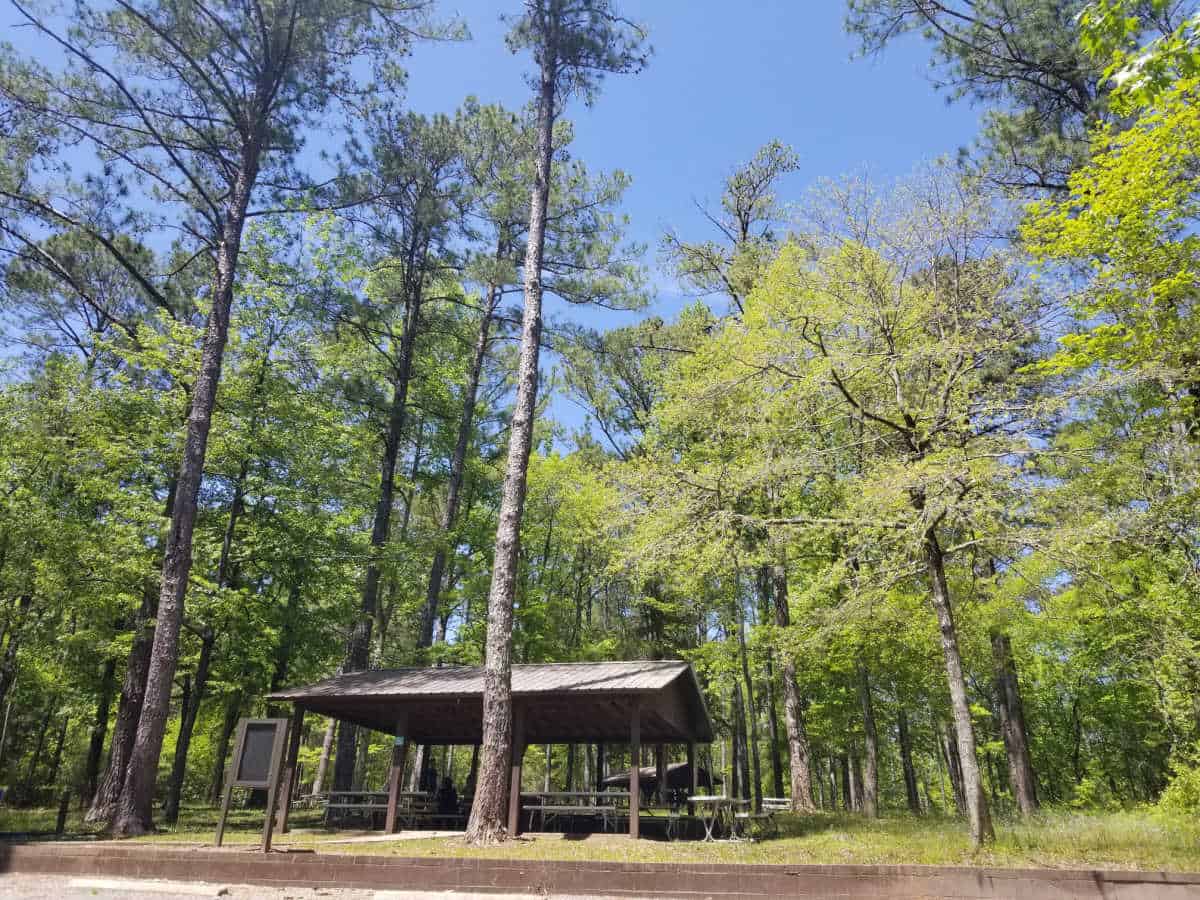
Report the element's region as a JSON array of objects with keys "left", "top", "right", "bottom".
[
  {"left": 325, "top": 800, "right": 387, "bottom": 827},
  {"left": 523, "top": 804, "right": 624, "bottom": 833},
  {"left": 763, "top": 797, "right": 792, "bottom": 812}
]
